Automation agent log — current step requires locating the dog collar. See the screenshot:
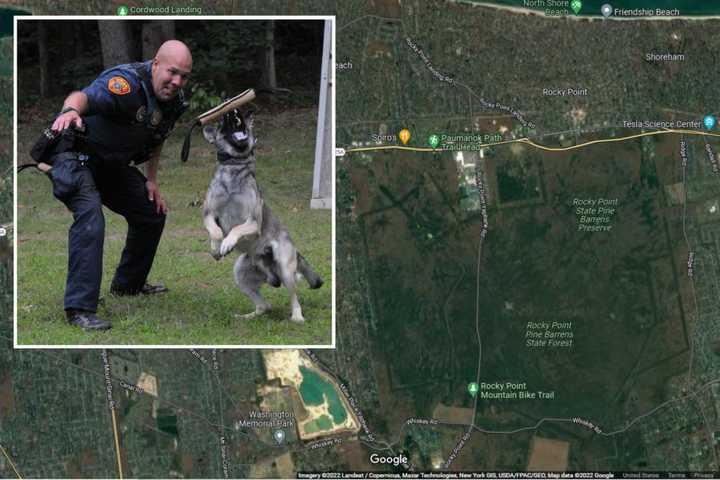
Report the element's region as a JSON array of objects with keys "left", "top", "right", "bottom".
[{"left": 217, "top": 151, "right": 253, "bottom": 166}]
